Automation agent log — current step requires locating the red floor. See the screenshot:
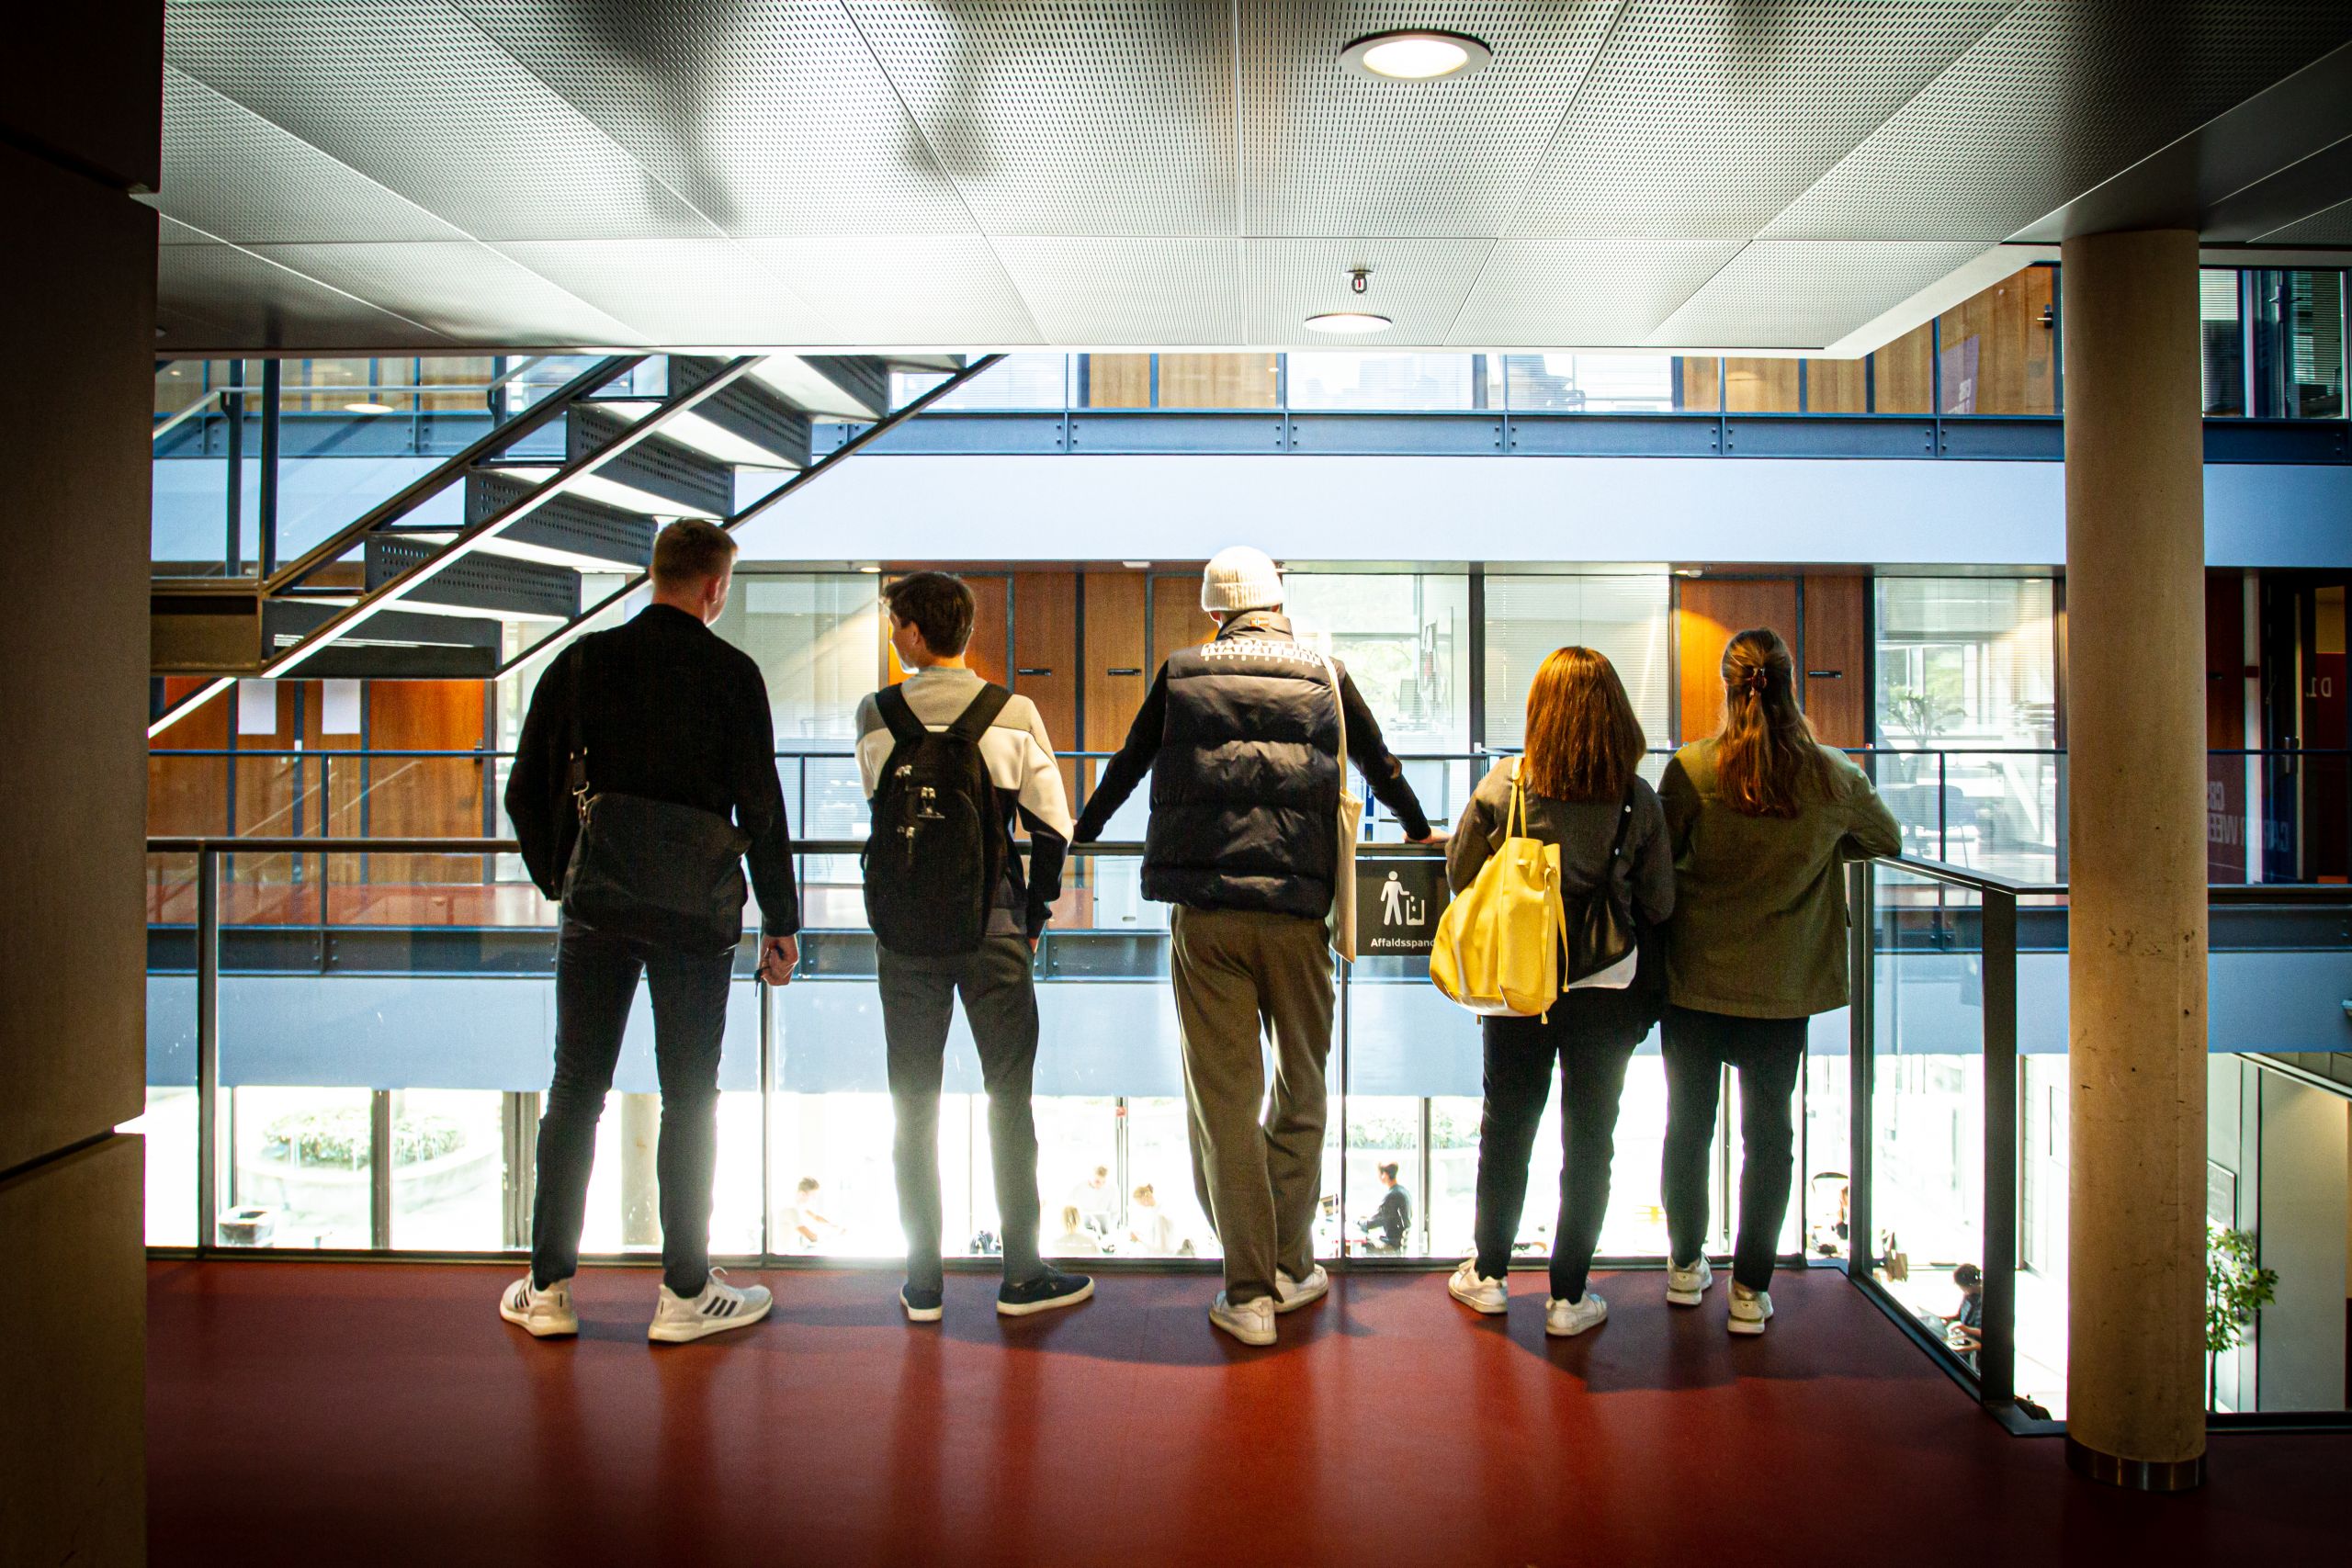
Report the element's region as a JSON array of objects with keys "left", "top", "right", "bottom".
[{"left": 149, "top": 1260, "right": 2339, "bottom": 1566}]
